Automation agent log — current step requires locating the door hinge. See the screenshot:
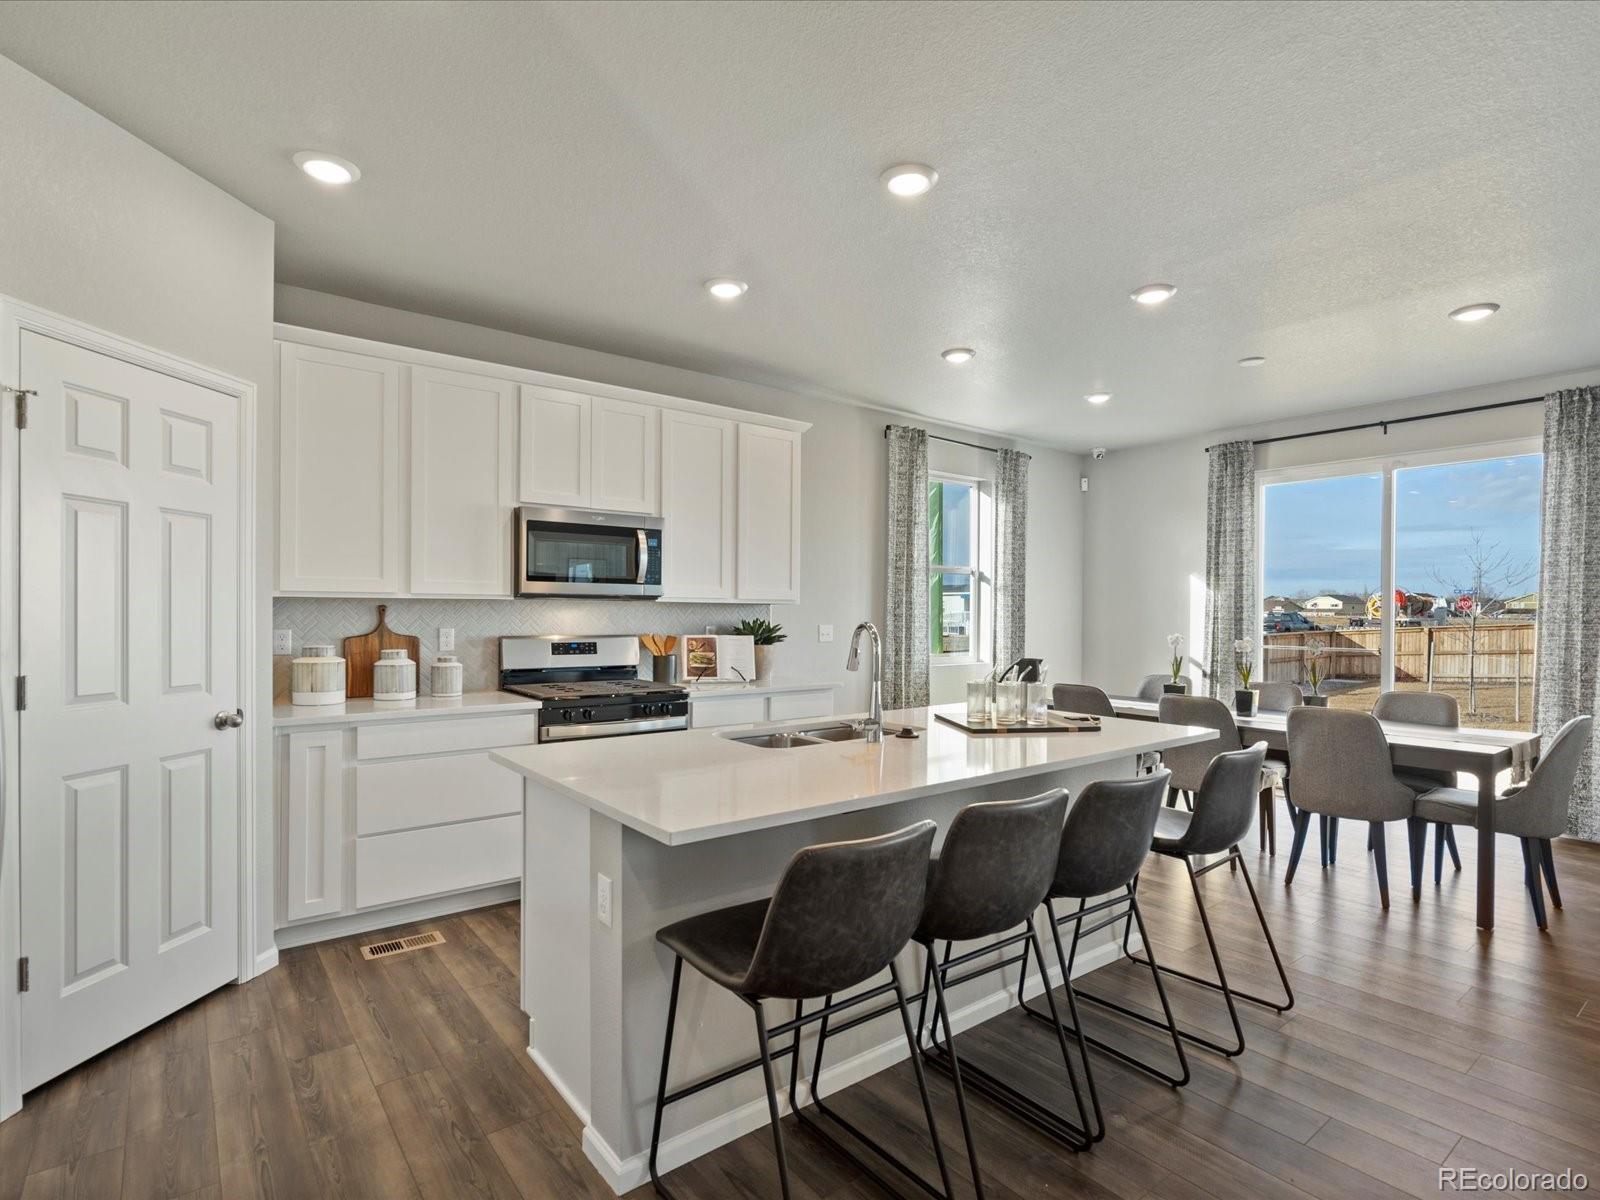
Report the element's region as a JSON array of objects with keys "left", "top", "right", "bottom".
[
  {"left": 17, "top": 957, "right": 28, "bottom": 993},
  {"left": 14, "top": 676, "right": 24, "bottom": 711},
  {"left": 5, "top": 386, "right": 34, "bottom": 429}
]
